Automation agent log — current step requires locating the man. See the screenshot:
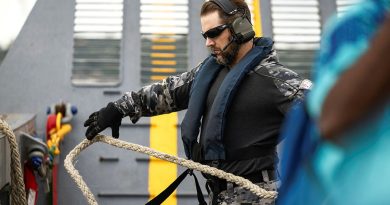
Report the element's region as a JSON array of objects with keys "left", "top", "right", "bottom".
[{"left": 84, "top": 0, "right": 311, "bottom": 204}]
